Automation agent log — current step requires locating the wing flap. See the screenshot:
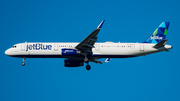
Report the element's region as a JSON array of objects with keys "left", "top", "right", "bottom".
[{"left": 90, "top": 59, "right": 103, "bottom": 64}]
